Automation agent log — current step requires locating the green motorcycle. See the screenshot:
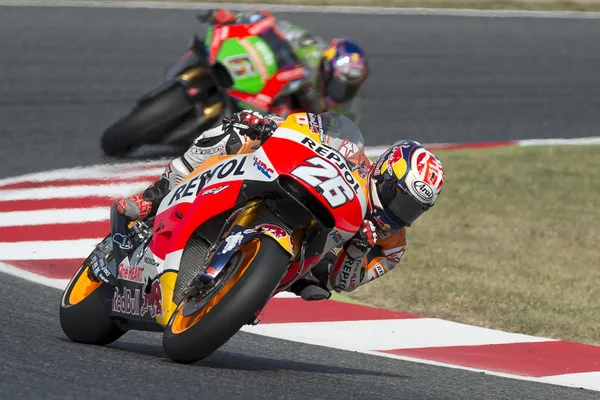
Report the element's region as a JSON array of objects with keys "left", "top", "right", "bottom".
[{"left": 100, "top": 11, "right": 318, "bottom": 157}]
